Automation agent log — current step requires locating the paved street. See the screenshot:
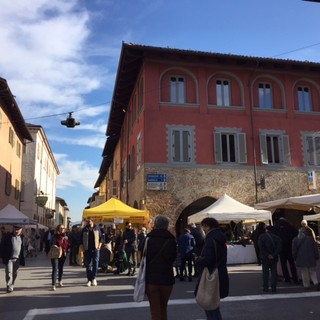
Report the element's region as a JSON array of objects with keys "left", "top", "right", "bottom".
[{"left": 1, "top": 252, "right": 320, "bottom": 320}]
